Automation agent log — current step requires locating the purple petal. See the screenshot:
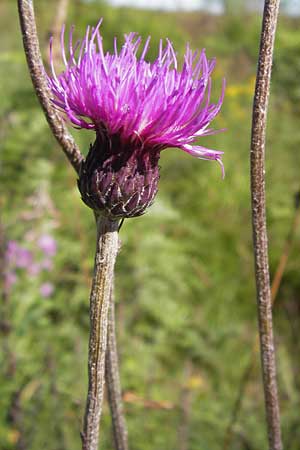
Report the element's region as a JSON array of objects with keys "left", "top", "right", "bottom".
[
  {"left": 40, "top": 282, "right": 55, "bottom": 298},
  {"left": 38, "top": 235, "right": 57, "bottom": 257},
  {"left": 46, "top": 20, "right": 226, "bottom": 173}
]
